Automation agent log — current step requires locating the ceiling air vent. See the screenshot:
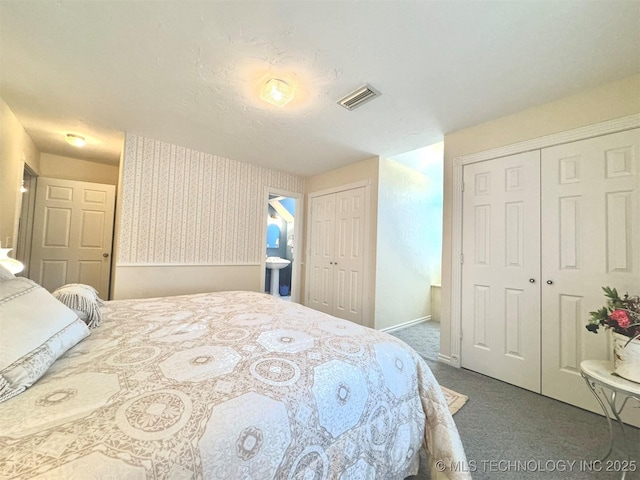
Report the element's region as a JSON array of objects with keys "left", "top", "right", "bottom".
[{"left": 337, "top": 84, "right": 381, "bottom": 111}]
